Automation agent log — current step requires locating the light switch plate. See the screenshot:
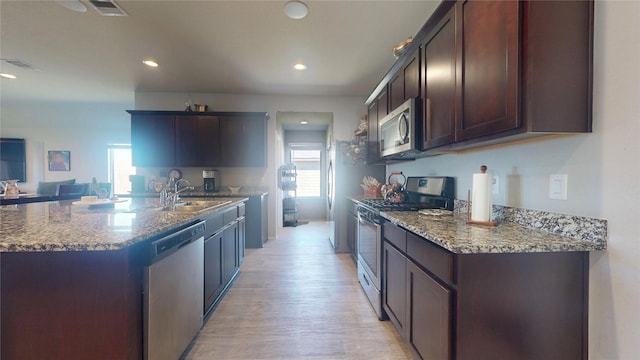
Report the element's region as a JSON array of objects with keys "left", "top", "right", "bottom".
[
  {"left": 549, "top": 174, "right": 568, "bottom": 200},
  {"left": 492, "top": 176, "right": 499, "bottom": 195}
]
